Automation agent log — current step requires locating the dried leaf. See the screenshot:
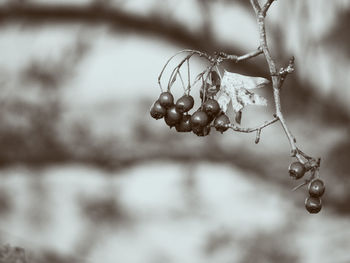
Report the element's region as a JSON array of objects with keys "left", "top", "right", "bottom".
[
  {"left": 222, "top": 71, "right": 270, "bottom": 90},
  {"left": 217, "top": 71, "right": 268, "bottom": 113},
  {"left": 217, "top": 92, "right": 231, "bottom": 112},
  {"left": 200, "top": 81, "right": 220, "bottom": 100}
]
